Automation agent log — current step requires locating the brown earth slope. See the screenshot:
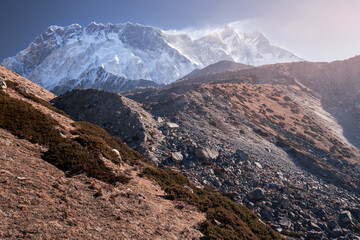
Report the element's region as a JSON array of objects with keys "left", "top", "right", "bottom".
[
  {"left": 0, "top": 65, "right": 205, "bottom": 239},
  {"left": 0, "top": 65, "right": 282, "bottom": 239}
]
